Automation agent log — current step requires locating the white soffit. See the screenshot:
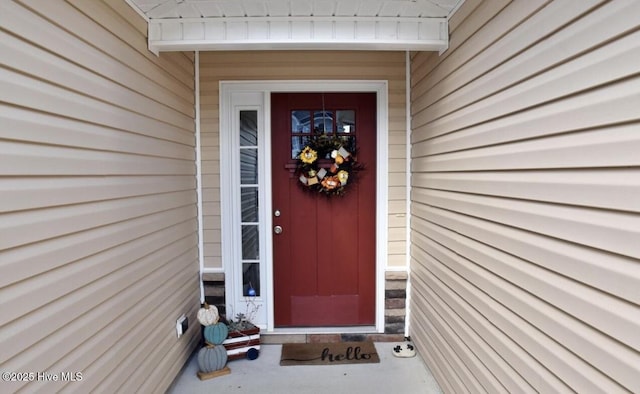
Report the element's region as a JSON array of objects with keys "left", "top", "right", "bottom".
[{"left": 126, "top": 0, "right": 465, "bottom": 53}]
